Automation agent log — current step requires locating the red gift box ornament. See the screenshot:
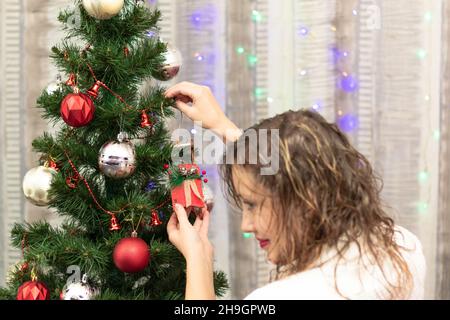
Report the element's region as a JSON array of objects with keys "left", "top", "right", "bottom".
[{"left": 171, "top": 164, "right": 205, "bottom": 210}]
